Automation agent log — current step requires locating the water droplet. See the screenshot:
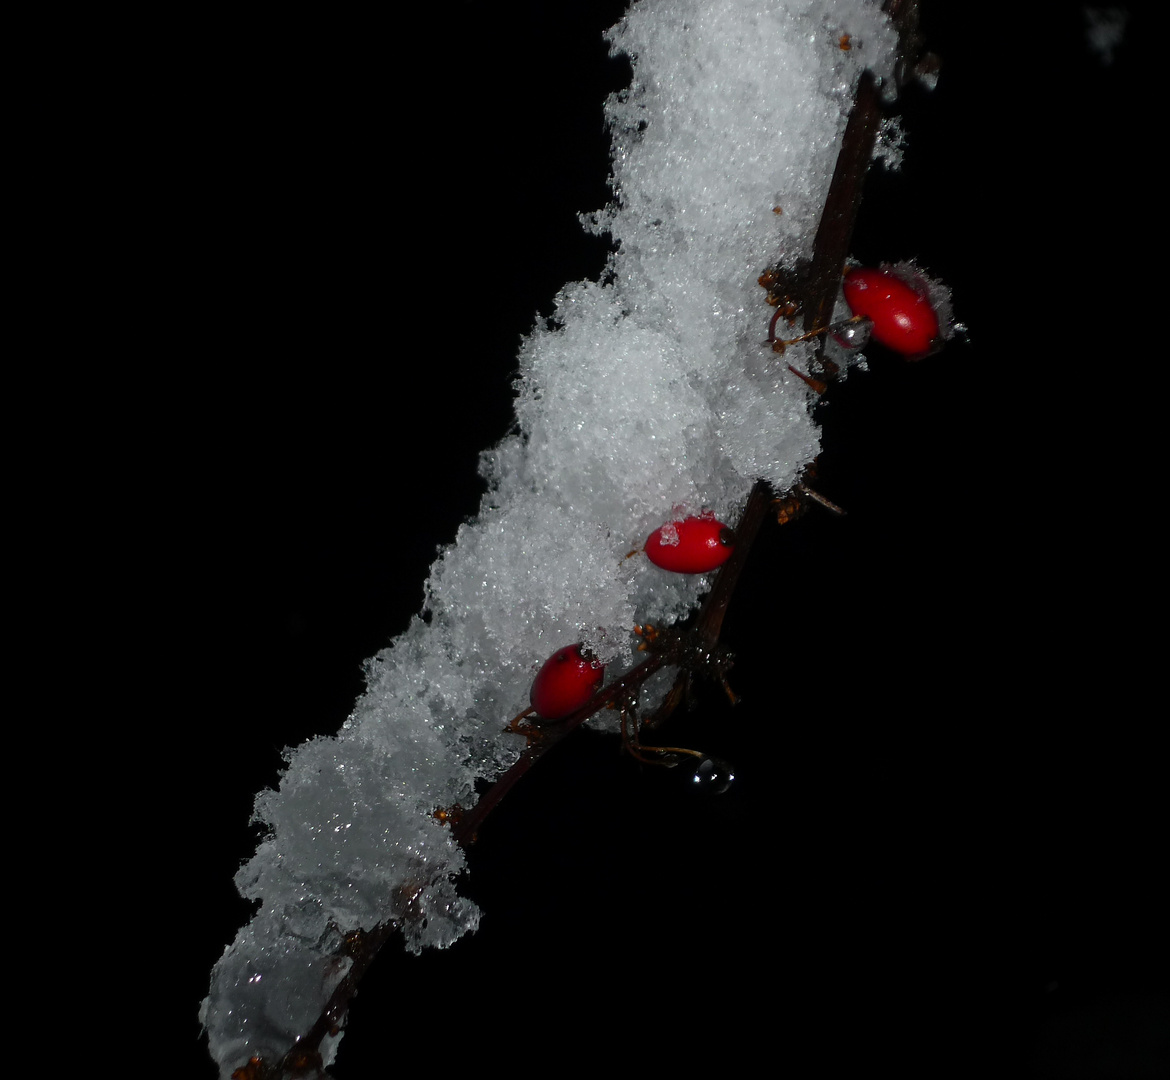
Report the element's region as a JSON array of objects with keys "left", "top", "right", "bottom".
[
  {"left": 830, "top": 315, "right": 871, "bottom": 350},
  {"left": 691, "top": 756, "right": 734, "bottom": 794}
]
